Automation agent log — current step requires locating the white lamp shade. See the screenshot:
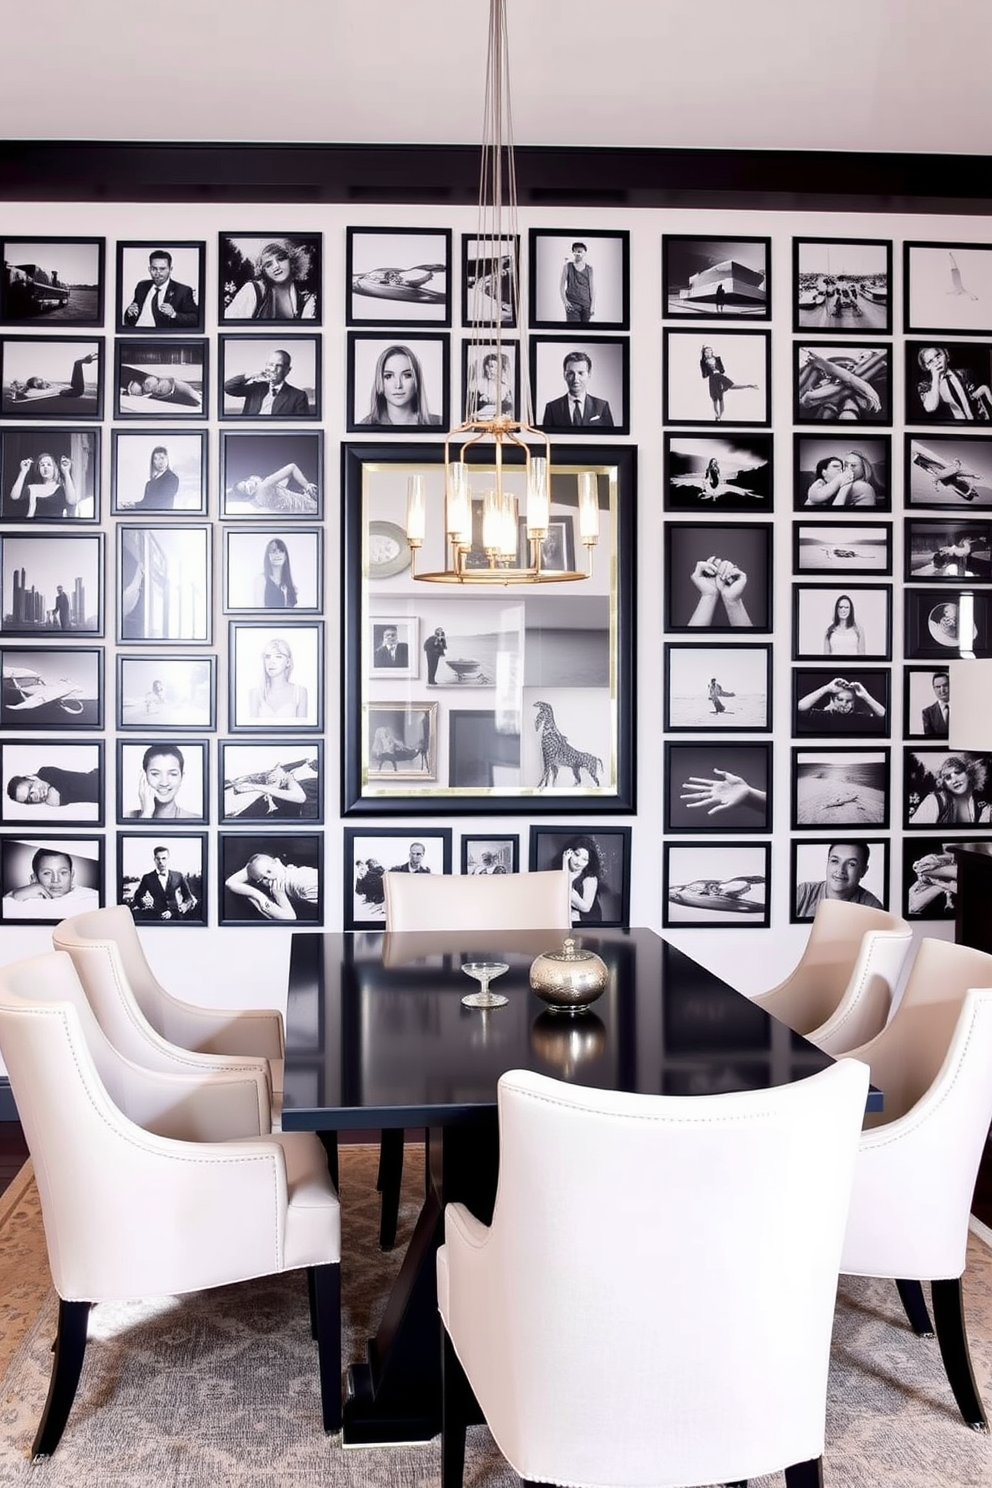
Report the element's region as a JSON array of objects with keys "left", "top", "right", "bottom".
[{"left": 948, "top": 659, "right": 992, "bottom": 749}]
